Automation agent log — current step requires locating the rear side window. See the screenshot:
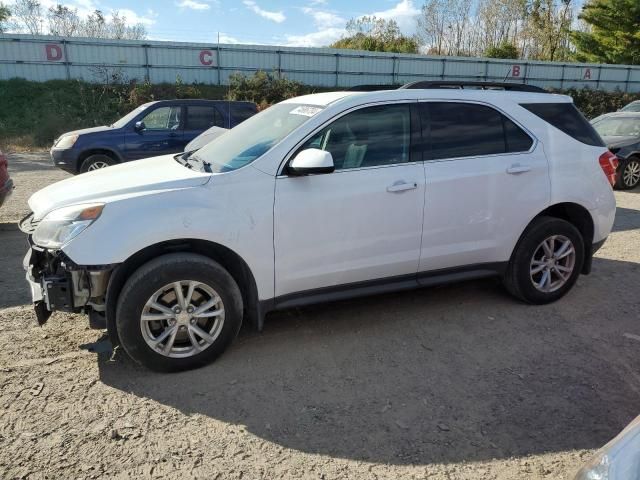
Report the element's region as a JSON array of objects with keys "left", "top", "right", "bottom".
[
  {"left": 231, "top": 104, "right": 258, "bottom": 123},
  {"left": 520, "top": 103, "right": 604, "bottom": 147},
  {"left": 185, "top": 106, "right": 224, "bottom": 130},
  {"left": 422, "top": 102, "right": 533, "bottom": 160}
]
